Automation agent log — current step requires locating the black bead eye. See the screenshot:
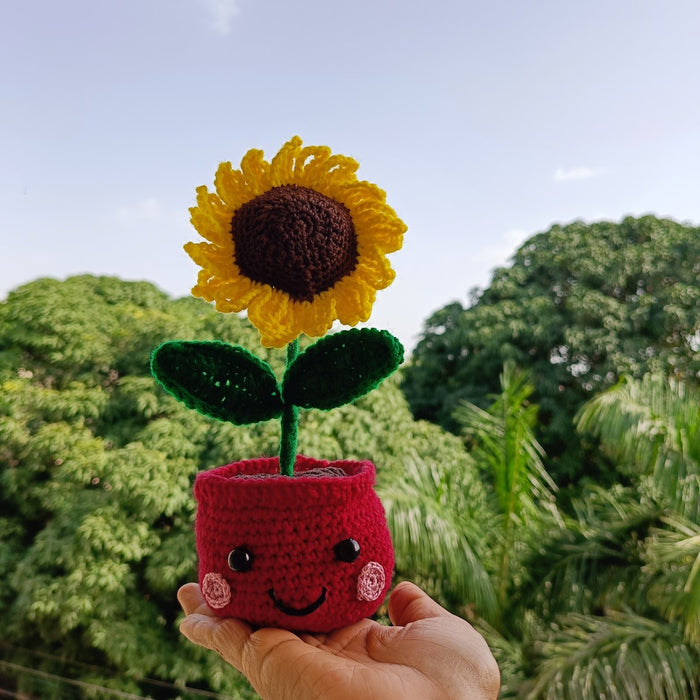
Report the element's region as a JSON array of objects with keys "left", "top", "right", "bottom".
[
  {"left": 334, "top": 538, "right": 360, "bottom": 563},
  {"left": 228, "top": 547, "right": 254, "bottom": 572}
]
